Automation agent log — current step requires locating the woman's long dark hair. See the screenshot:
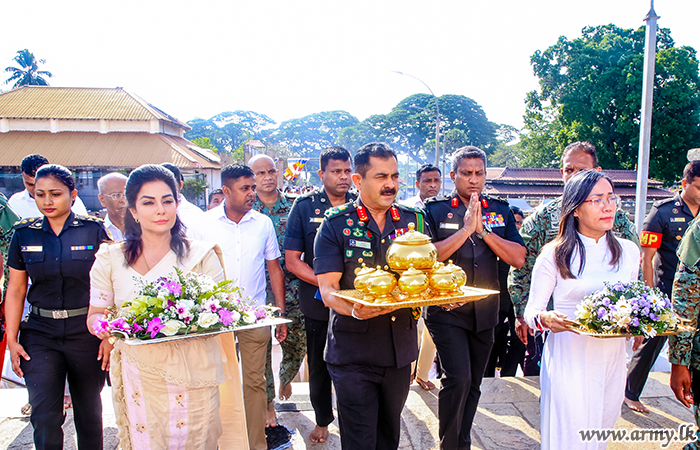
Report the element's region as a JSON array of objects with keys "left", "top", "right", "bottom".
[
  {"left": 123, "top": 164, "right": 190, "bottom": 266},
  {"left": 35, "top": 164, "right": 76, "bottom": 192},
  {"left": 554, "top": 170, "right": 622, "bottom": 279}
]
